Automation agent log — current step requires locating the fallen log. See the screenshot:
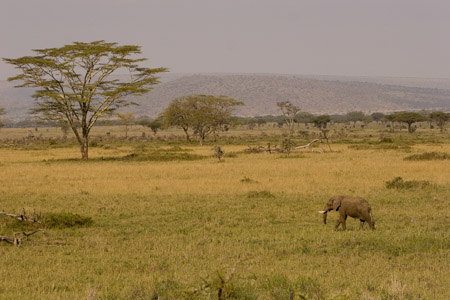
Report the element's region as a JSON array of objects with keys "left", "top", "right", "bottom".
[
  {"left": 294, "top": 139, "right": 323, "bottom": 152},
  {"left": 0, "top": 209, "right": 41, "bottom": 224},
  {"left": 0, "top": 229, "right": 43, "bottom": 247}
]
